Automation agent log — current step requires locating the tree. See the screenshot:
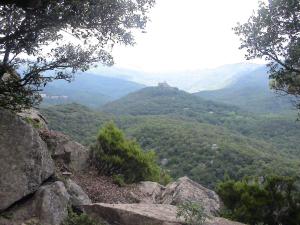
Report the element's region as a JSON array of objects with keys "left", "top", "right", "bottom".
[
  {"left": 90, "top": 122, "right": 162, "bottom": 183},
  {"left": 0, "top": 0, "right": 155, "bottom": 111},
  {"left": 234, "top": 0, "right": 300, "bottom": 112},
  {"left": 217, "top": 176, "right": 300, "bottom": 225}
]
